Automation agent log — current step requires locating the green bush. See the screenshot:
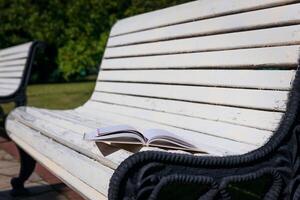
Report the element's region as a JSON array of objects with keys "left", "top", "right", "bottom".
[
  {"left": 0, "top": 0, "right": 192, "bottom": 82},
  {"left": 58, "top": 32, "right": 108, "bottom": 81}
]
